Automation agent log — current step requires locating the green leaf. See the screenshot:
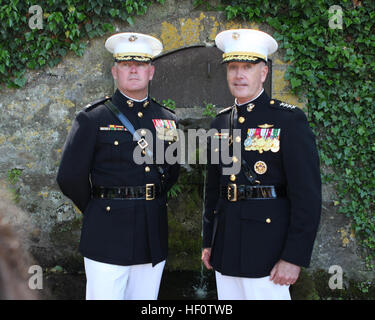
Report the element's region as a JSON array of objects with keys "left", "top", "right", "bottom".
[
  {"left": 290, "top": 77, "right": 301, "bottom": 88},
  {"left": 127, "top": 16, "right": 134, "bottom": 26}
]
